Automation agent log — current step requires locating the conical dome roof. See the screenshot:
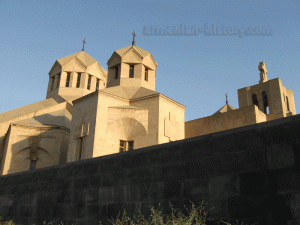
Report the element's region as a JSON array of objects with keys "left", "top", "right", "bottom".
[
  {"left": 57, "top": 51, "right": 98, "bottom": 67},
  {"left": 213, "top": 103, "right": 236, "bottom": 115},
  {"left": 115, "top": 45, "right": 151, "bottom": 58}
]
